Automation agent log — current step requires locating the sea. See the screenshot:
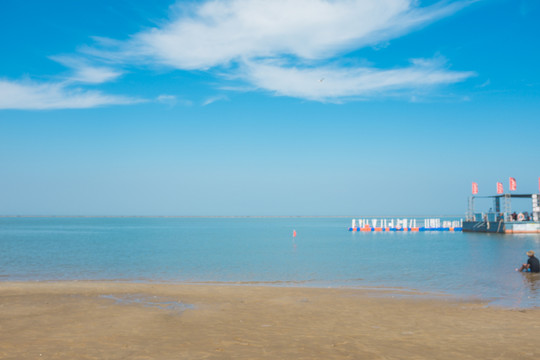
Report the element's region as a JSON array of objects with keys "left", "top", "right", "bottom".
[{"left": 1, "top": 216, "right": 539, "bottom": 308}]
